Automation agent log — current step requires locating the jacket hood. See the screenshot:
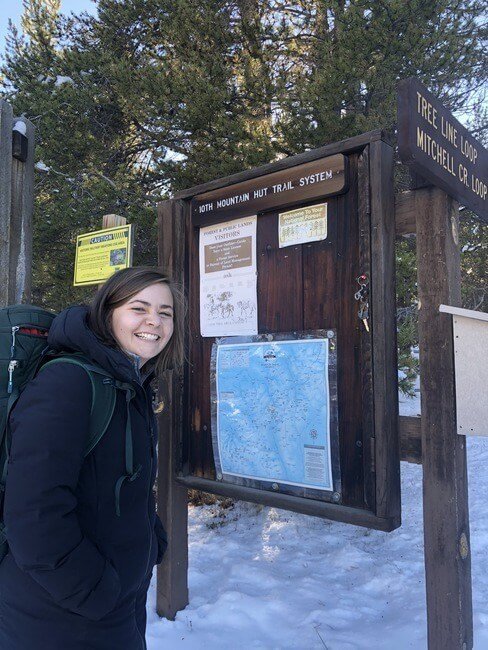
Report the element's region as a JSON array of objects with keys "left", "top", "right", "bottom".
[{"left": 47, "top": 305, "right": 153, "bottom": 385}]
